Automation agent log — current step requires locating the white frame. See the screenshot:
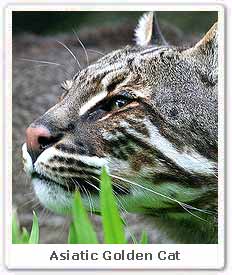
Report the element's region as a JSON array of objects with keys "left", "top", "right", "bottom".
[{"left": 4, "top": 3, "right": 225, "bottom": 270}]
